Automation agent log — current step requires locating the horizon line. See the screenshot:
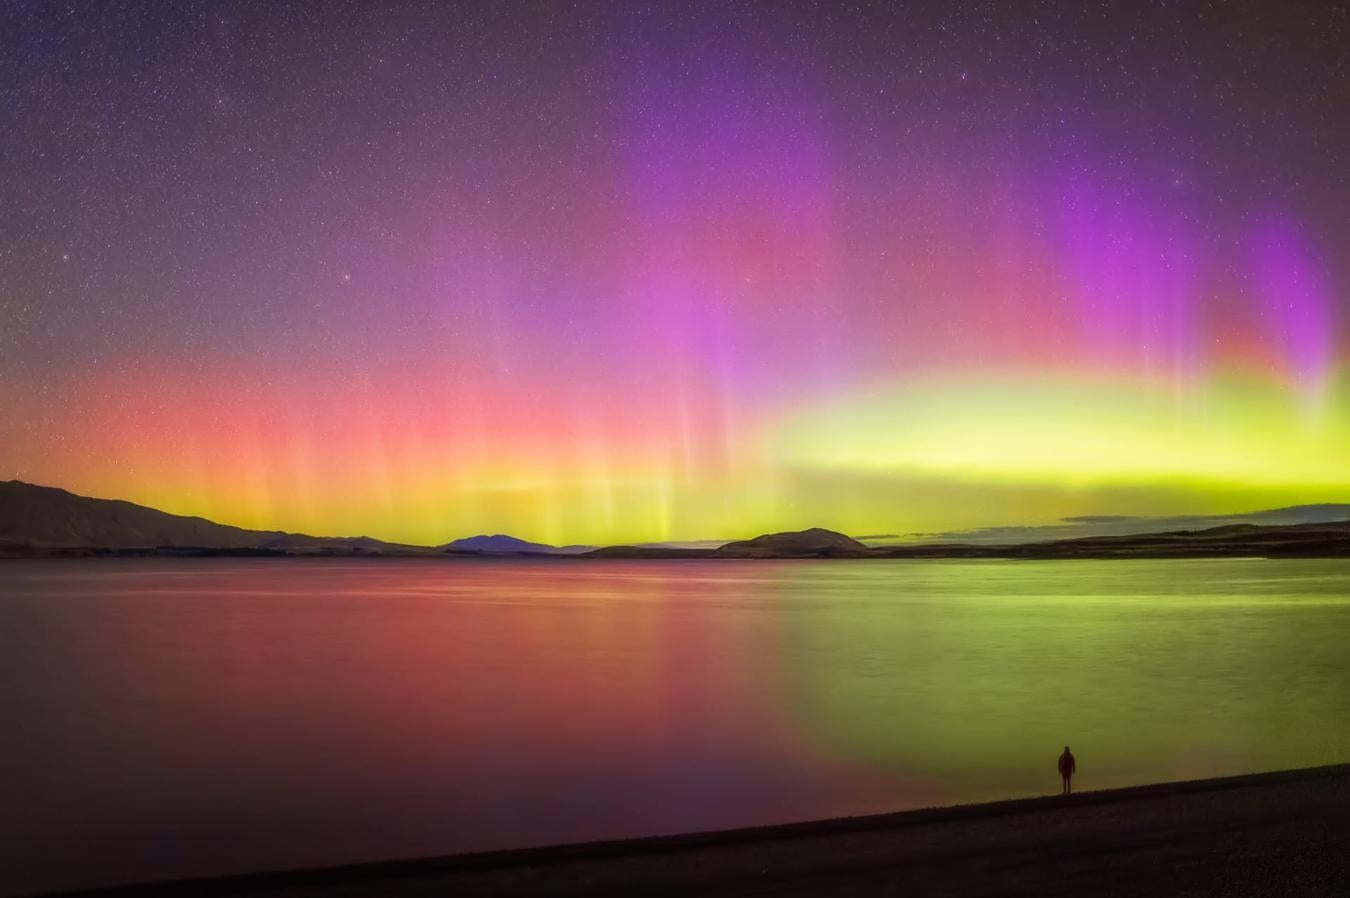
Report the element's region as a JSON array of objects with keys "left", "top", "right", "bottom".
[{"left": 6, "top": 478, "right": 1350, "bottom": 551}]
